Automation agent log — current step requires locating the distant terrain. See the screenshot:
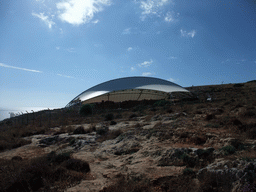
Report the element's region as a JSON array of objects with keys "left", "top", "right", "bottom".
[{"left": 0, "top": 81, "right": 256, "bottom": 192}]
